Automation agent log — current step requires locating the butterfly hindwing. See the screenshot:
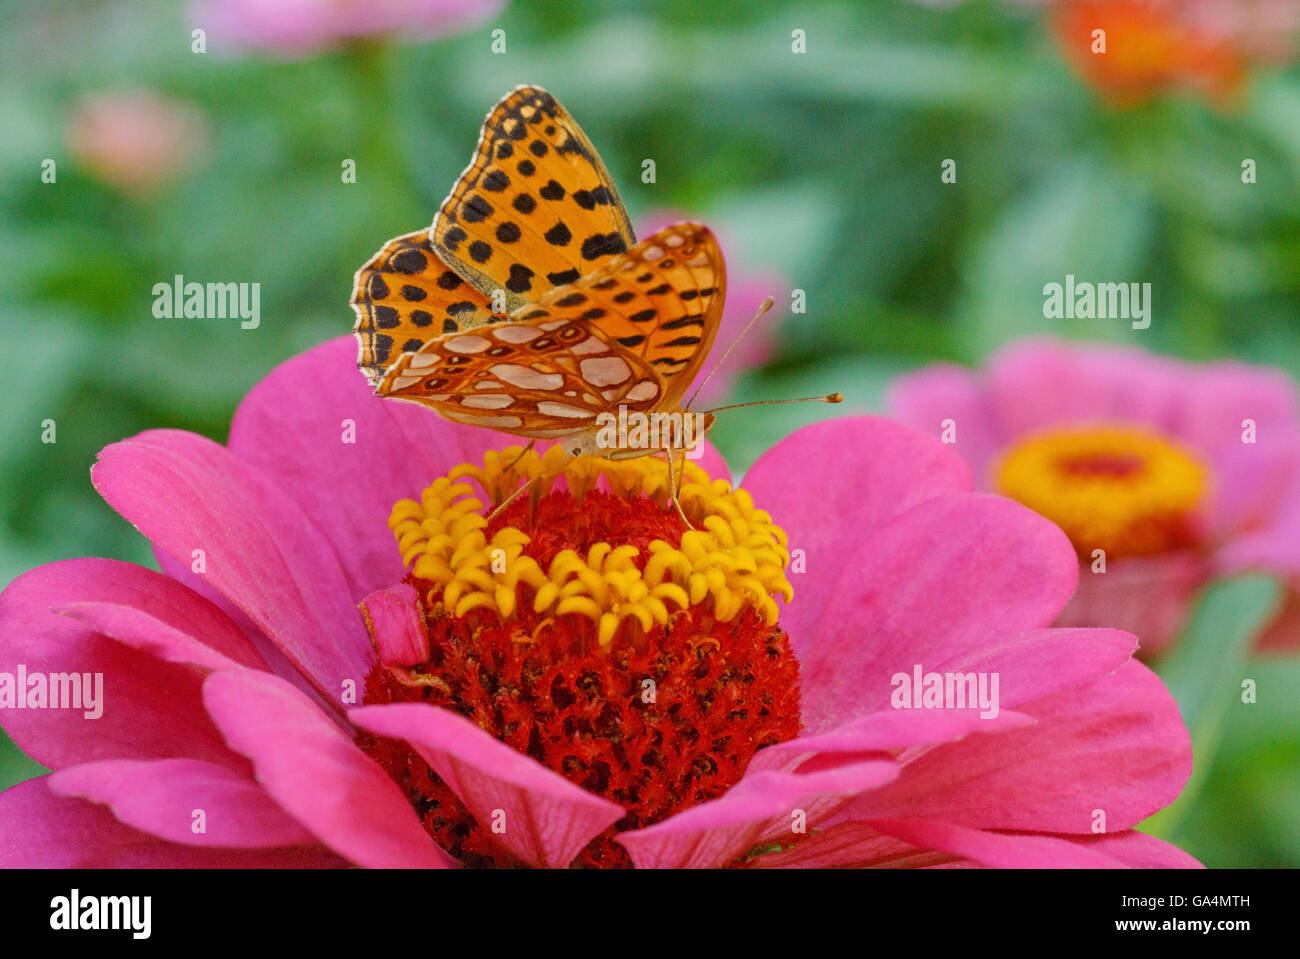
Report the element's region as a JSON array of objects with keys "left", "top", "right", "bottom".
[
  {"left": 511, "top": 221, "right": 726, "bottom": 410},
  {"left": 374, "top": 223, "right": 726, "bottom": 438},
  {"left": 376, "top": 315, "right": 660, "bottom": 438},
  {"left": 351, "top": 230, "right": 497, "bottom": 387},
  {"left": 431, "top": 86, "right": 637, "bottom": 314}
]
